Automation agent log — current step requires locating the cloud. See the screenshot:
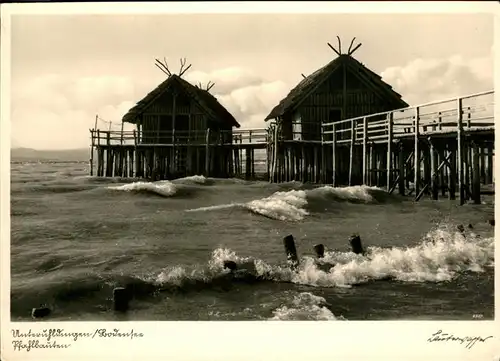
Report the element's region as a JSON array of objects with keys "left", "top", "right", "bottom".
[
  {"left": 381, "top": 52, "right": 493, "bottom": 105},
  {"left": 186, "top": 66, "right": 289, "bottom": 129},
  {"left": 12, "top": 53, "right": 492, "bottom": 150},
  {"left": 185, "top": 66, "right": 263, "bottom": 94},
  {"left": 11, "top": 74, "right": 155, "bottom": 149},
  {"left": 216, "top": 80, "right": 288, "bottom": 128},
  {"left": 11, "top": 66, "right": 289, "bottom": 149}
]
